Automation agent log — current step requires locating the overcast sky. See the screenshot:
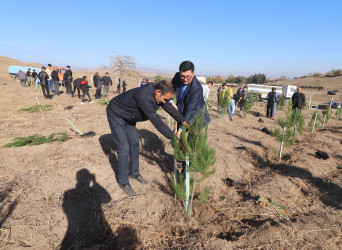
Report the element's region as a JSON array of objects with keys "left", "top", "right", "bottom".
[{"left": 0, "top": 0, "right": 341, "bottom": 78}]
